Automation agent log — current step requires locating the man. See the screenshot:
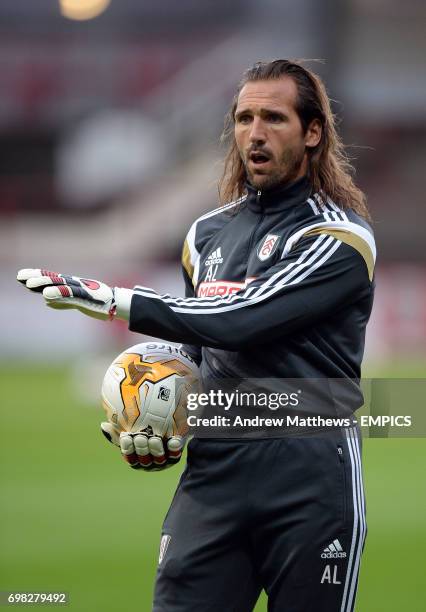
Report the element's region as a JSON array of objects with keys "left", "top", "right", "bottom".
[{"left": 17, "top": 60, "right": 375, "bottom": 611}]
